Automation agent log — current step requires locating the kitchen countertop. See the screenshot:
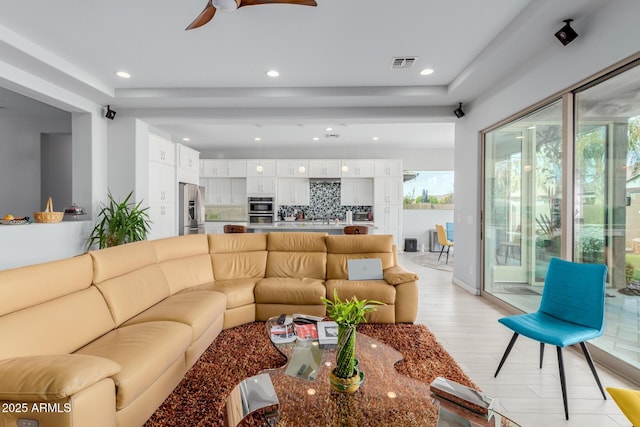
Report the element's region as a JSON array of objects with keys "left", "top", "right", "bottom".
[{"left": 247, "top": 221, "right": 374, "bottom": 233}]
